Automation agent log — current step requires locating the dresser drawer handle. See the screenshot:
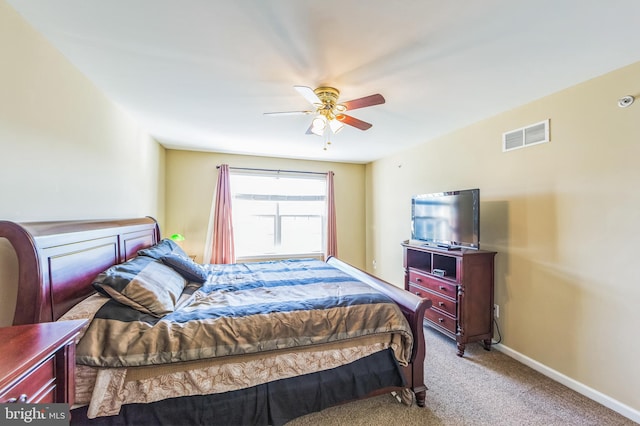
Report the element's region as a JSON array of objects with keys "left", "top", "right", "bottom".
[
  {"left": 438, "top": 318, "right": 445, "bottom": 323},
  {"left": 438, "top": 302, "right": 445, "bottom": 307},
  {"left": 415, "top": 277, "right": 422, "bottom": 282},
  {"left": 438, "top": 286, "right": 446, "bottom": 290},
  {"left": 414, "top": 291, "right": 422, "bottom": 297},
  {"left": 8, "top": 394, "right": 28, "bottom": 403}
]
